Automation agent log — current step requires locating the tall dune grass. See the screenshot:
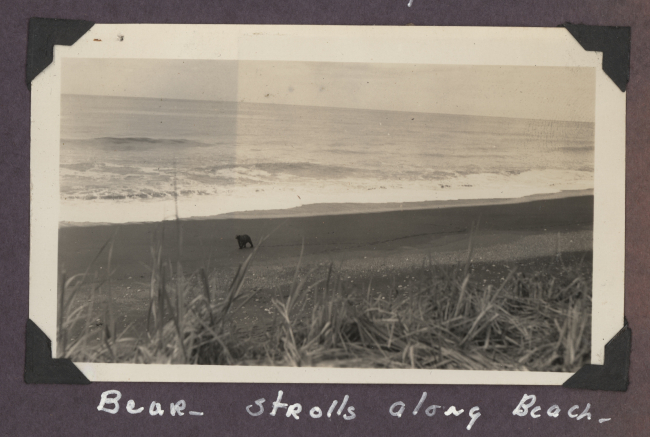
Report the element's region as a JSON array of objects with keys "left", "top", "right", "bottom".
[{"left": 57, "top": 234, "right": 591, "bottom": 371}]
